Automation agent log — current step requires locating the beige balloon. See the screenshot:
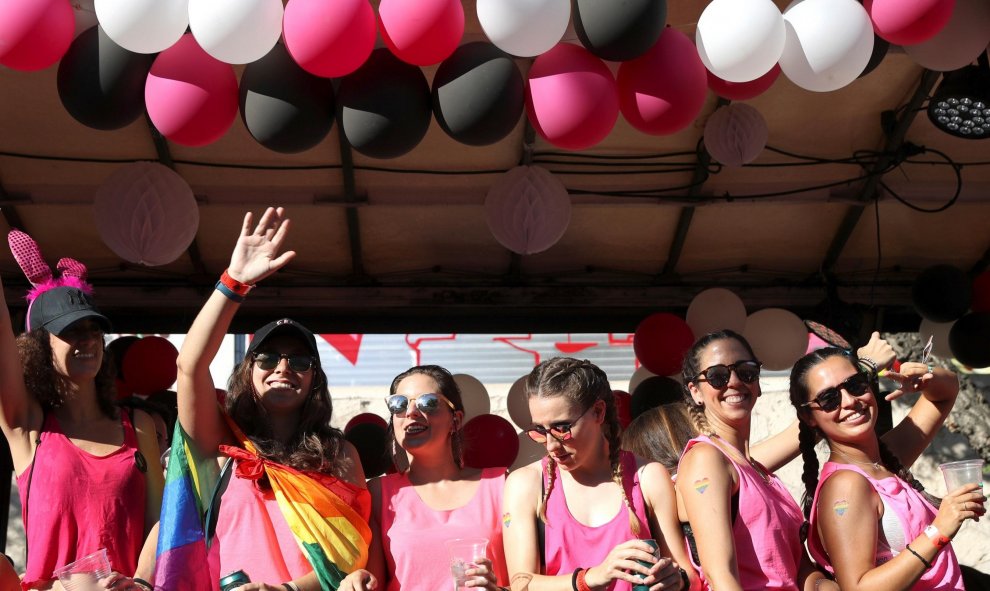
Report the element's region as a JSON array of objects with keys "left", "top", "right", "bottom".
[
  {"left": 686, "top": 287, "right": 747, "bottom": 337},
  {"left": 743, "top": 308, "right": 808, "bottom": 371},
  {"left": 506, "top": 375, "right": 532, "bottom": 429},
  {"left": 511, "top": 431, "right": 547, "bottom": 471},
  {"left": 453, "top": 373, "right": 491, "bottom": 421}
]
